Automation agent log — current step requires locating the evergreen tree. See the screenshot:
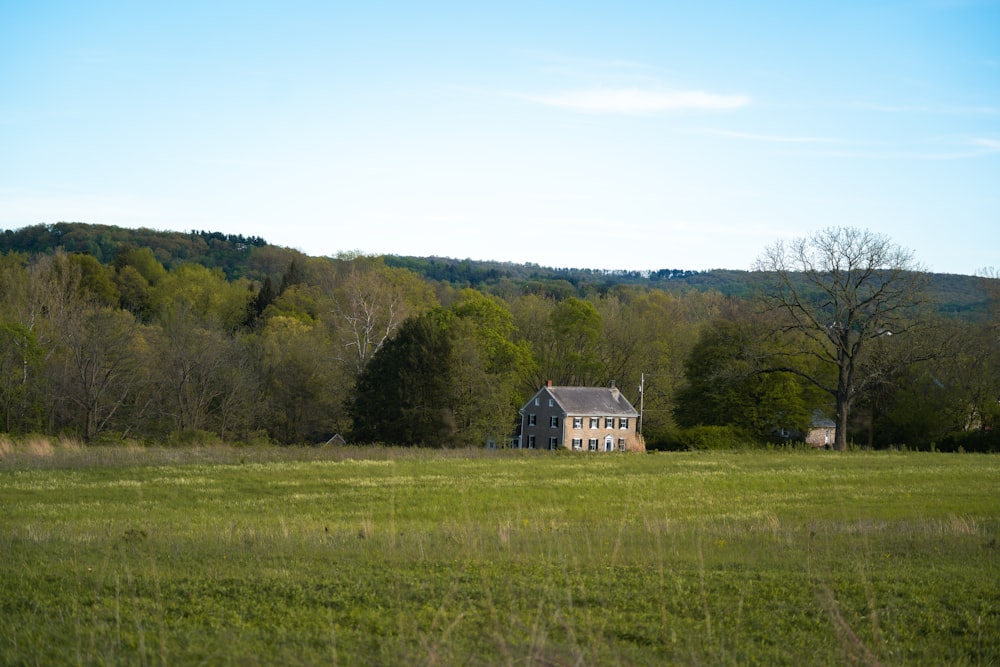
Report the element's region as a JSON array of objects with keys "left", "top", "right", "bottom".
[{"left": 348, "top": 312, "right": 455, "bottom": 446}]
